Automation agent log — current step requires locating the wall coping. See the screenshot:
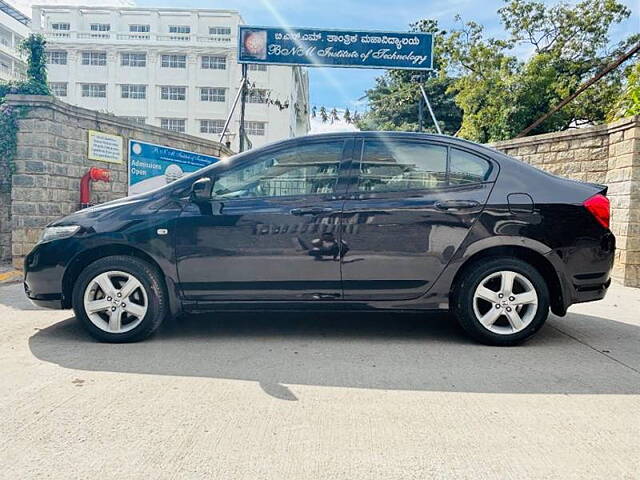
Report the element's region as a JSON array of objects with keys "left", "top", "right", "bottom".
[
  {"left": 491, "top": 115, "right": 640, "bottom": 149},
  {"left": 4, "top": 94, "right": 235, "bottom": 157}
]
